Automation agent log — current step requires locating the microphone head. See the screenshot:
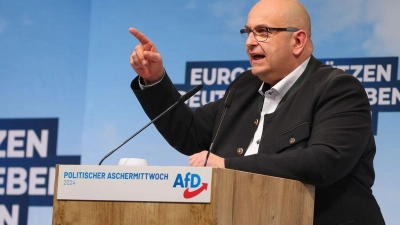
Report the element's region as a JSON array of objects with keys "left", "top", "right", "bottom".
[{"left": 178, "top": 84, "right": 203, "bottom": 103}]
